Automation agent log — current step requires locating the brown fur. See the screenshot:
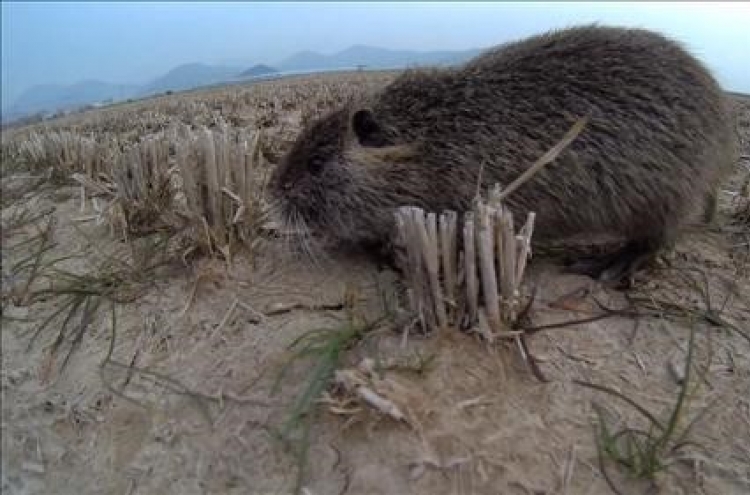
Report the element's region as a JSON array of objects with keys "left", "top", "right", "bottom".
[{"left": 270, "top": 25, "right": 737, "bottom": 279}]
